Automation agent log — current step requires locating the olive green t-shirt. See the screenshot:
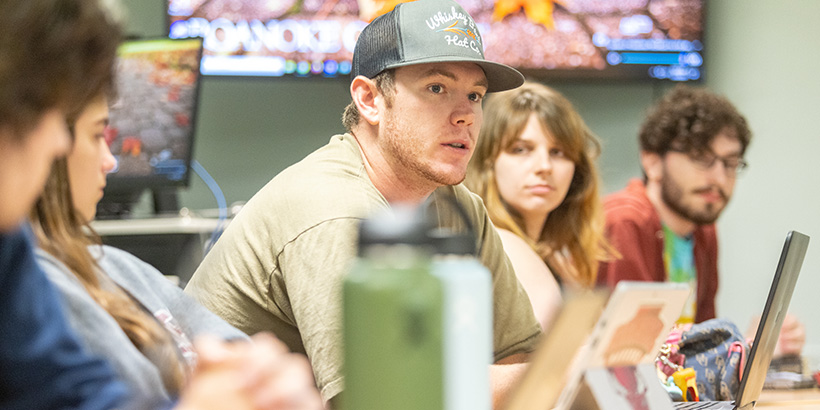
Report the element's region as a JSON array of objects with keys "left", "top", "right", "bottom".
[{"left": 185, "top": 134, "right": 541, "bottom": 401}]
